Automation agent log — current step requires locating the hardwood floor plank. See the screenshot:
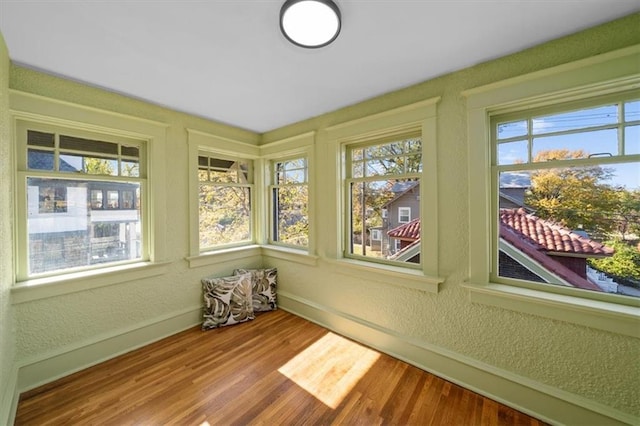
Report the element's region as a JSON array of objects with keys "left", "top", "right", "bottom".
[{"left": 15, "top": 310, "right": 547, "bottom": 425}]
